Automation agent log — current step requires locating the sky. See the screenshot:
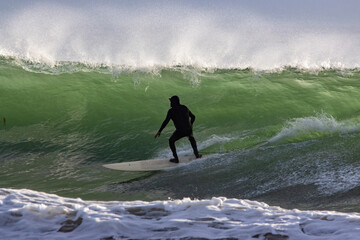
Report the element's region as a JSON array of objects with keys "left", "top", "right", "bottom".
[{"left": 1, "top": 0, "right": 359, "bottom": 24}]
